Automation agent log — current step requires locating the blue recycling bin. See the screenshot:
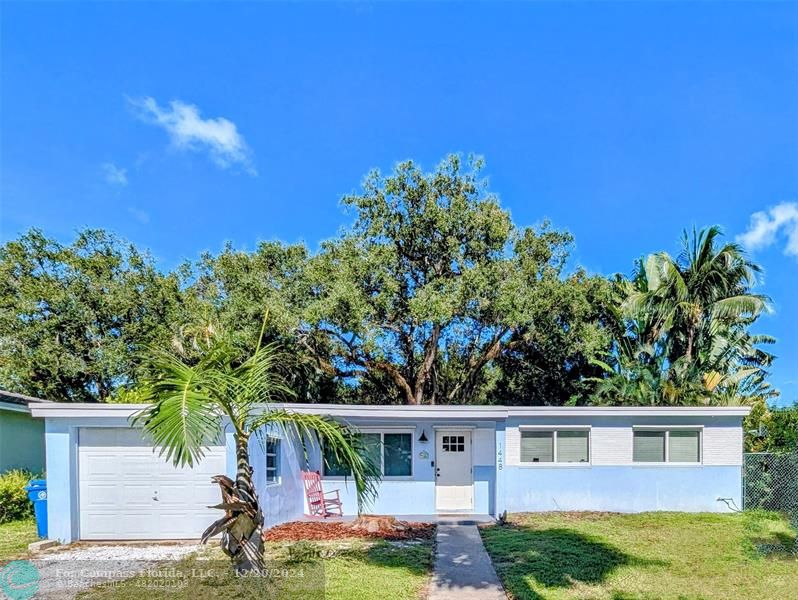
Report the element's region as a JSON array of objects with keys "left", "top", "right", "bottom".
[{"left": 24, "top": 479, "right": 48, "bottom": 539}]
